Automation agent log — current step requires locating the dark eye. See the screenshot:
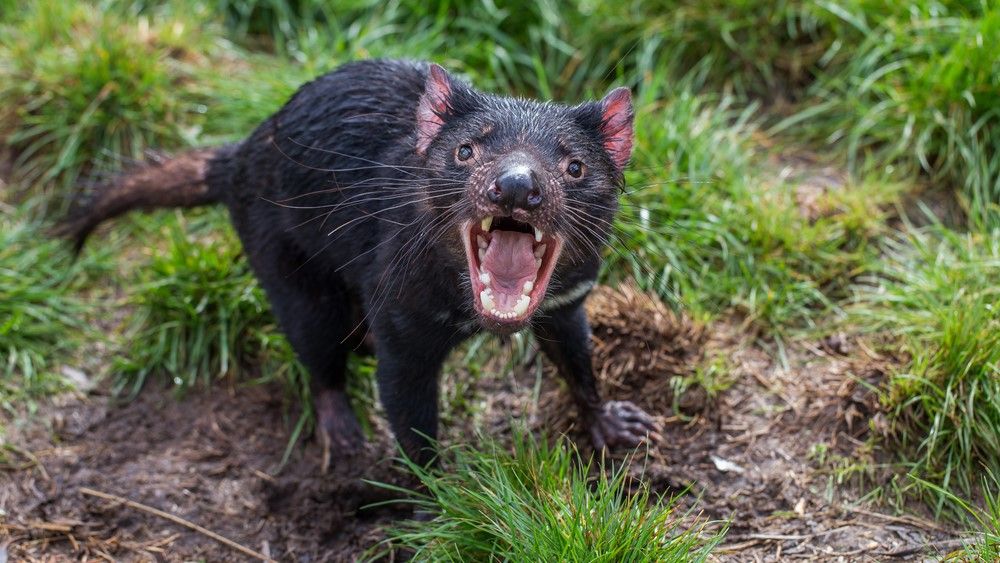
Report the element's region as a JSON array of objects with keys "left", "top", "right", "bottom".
[
  {"left": 566, "top": 160, "right": 584, "bottom": 178},
  {"left": 457, "top": 144, "right": 474, "bottom": 161}
]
